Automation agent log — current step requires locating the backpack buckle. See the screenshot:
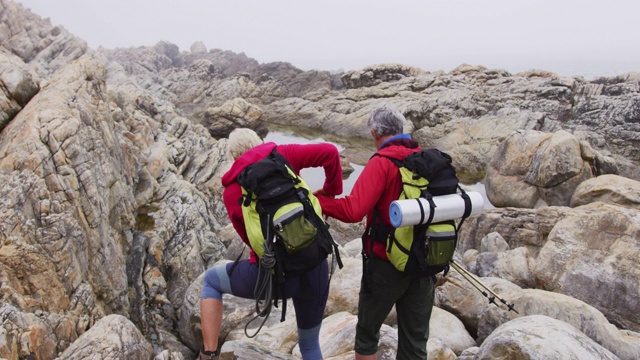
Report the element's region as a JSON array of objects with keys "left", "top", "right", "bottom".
[
  {"left": 242, "top": 194, "right": 252, "bottom": 207},
  {"left": 296, "top": 188, "right": 307, "bottom": 201}
]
